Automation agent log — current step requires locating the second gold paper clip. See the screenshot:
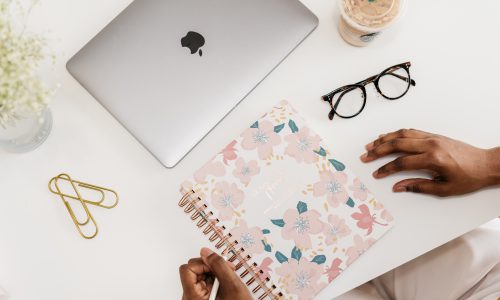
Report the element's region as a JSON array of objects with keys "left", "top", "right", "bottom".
[{"left": 48, "top": 174, "right": 119, "bottom": 239}]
